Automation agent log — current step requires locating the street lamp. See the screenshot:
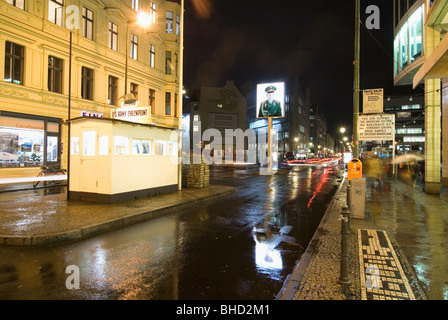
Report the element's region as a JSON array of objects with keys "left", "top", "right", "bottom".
[{"left": 340, "top": 127, "right": 346, "bottom": 154}]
